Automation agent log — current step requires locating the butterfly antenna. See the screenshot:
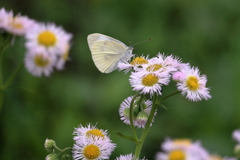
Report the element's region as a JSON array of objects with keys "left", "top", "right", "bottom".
[
  {"left": 131, "top": 38, "right": 152, "bottom": 47},
  {"left": 129, "top": 41, "right": 132, "bottom": 46}
]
